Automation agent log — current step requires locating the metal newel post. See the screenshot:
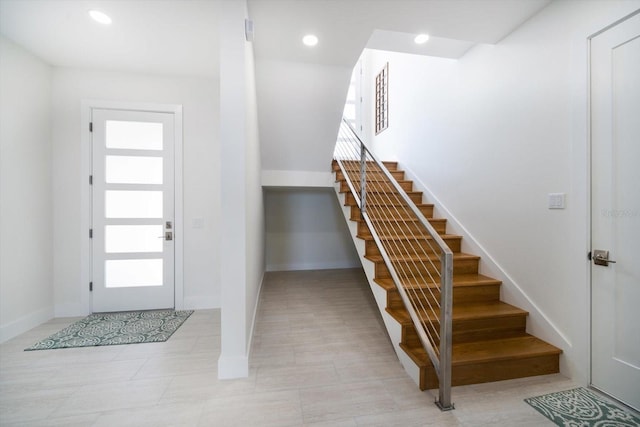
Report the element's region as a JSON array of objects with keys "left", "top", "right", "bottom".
[{"left": 436, "top": 251, "right": 455, "bottom": 411}]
